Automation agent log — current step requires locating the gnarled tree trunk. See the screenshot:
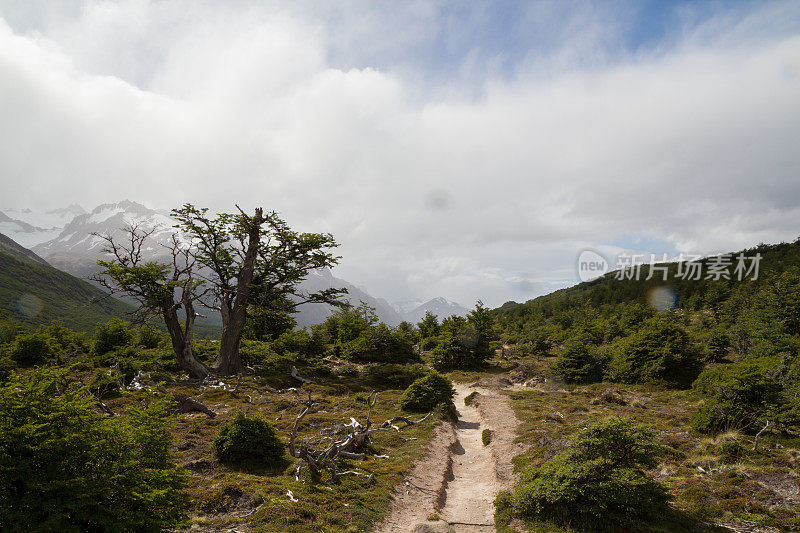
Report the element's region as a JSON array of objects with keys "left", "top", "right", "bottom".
[
  {"left": 213, "top": 208, "right": 264, "bottom": 375},
  {"left": 163, "top": 301, "right": 209, "bottom": 380}
]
